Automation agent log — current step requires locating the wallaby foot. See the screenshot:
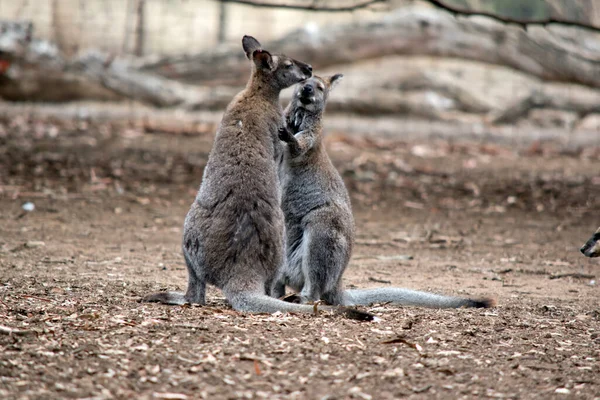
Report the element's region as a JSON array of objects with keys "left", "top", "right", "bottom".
[{"left": 298, "top": 288, "right": 320, "bottom": 305}]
